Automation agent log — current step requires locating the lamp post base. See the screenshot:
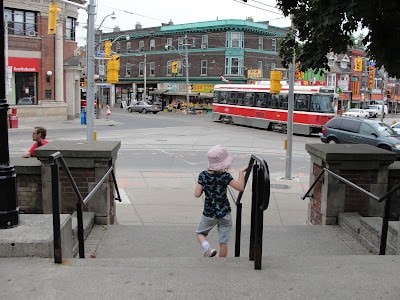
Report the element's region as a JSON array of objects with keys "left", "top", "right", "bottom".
[{"left": 0, "top": 208, "right": 19, "bottom": 229}]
